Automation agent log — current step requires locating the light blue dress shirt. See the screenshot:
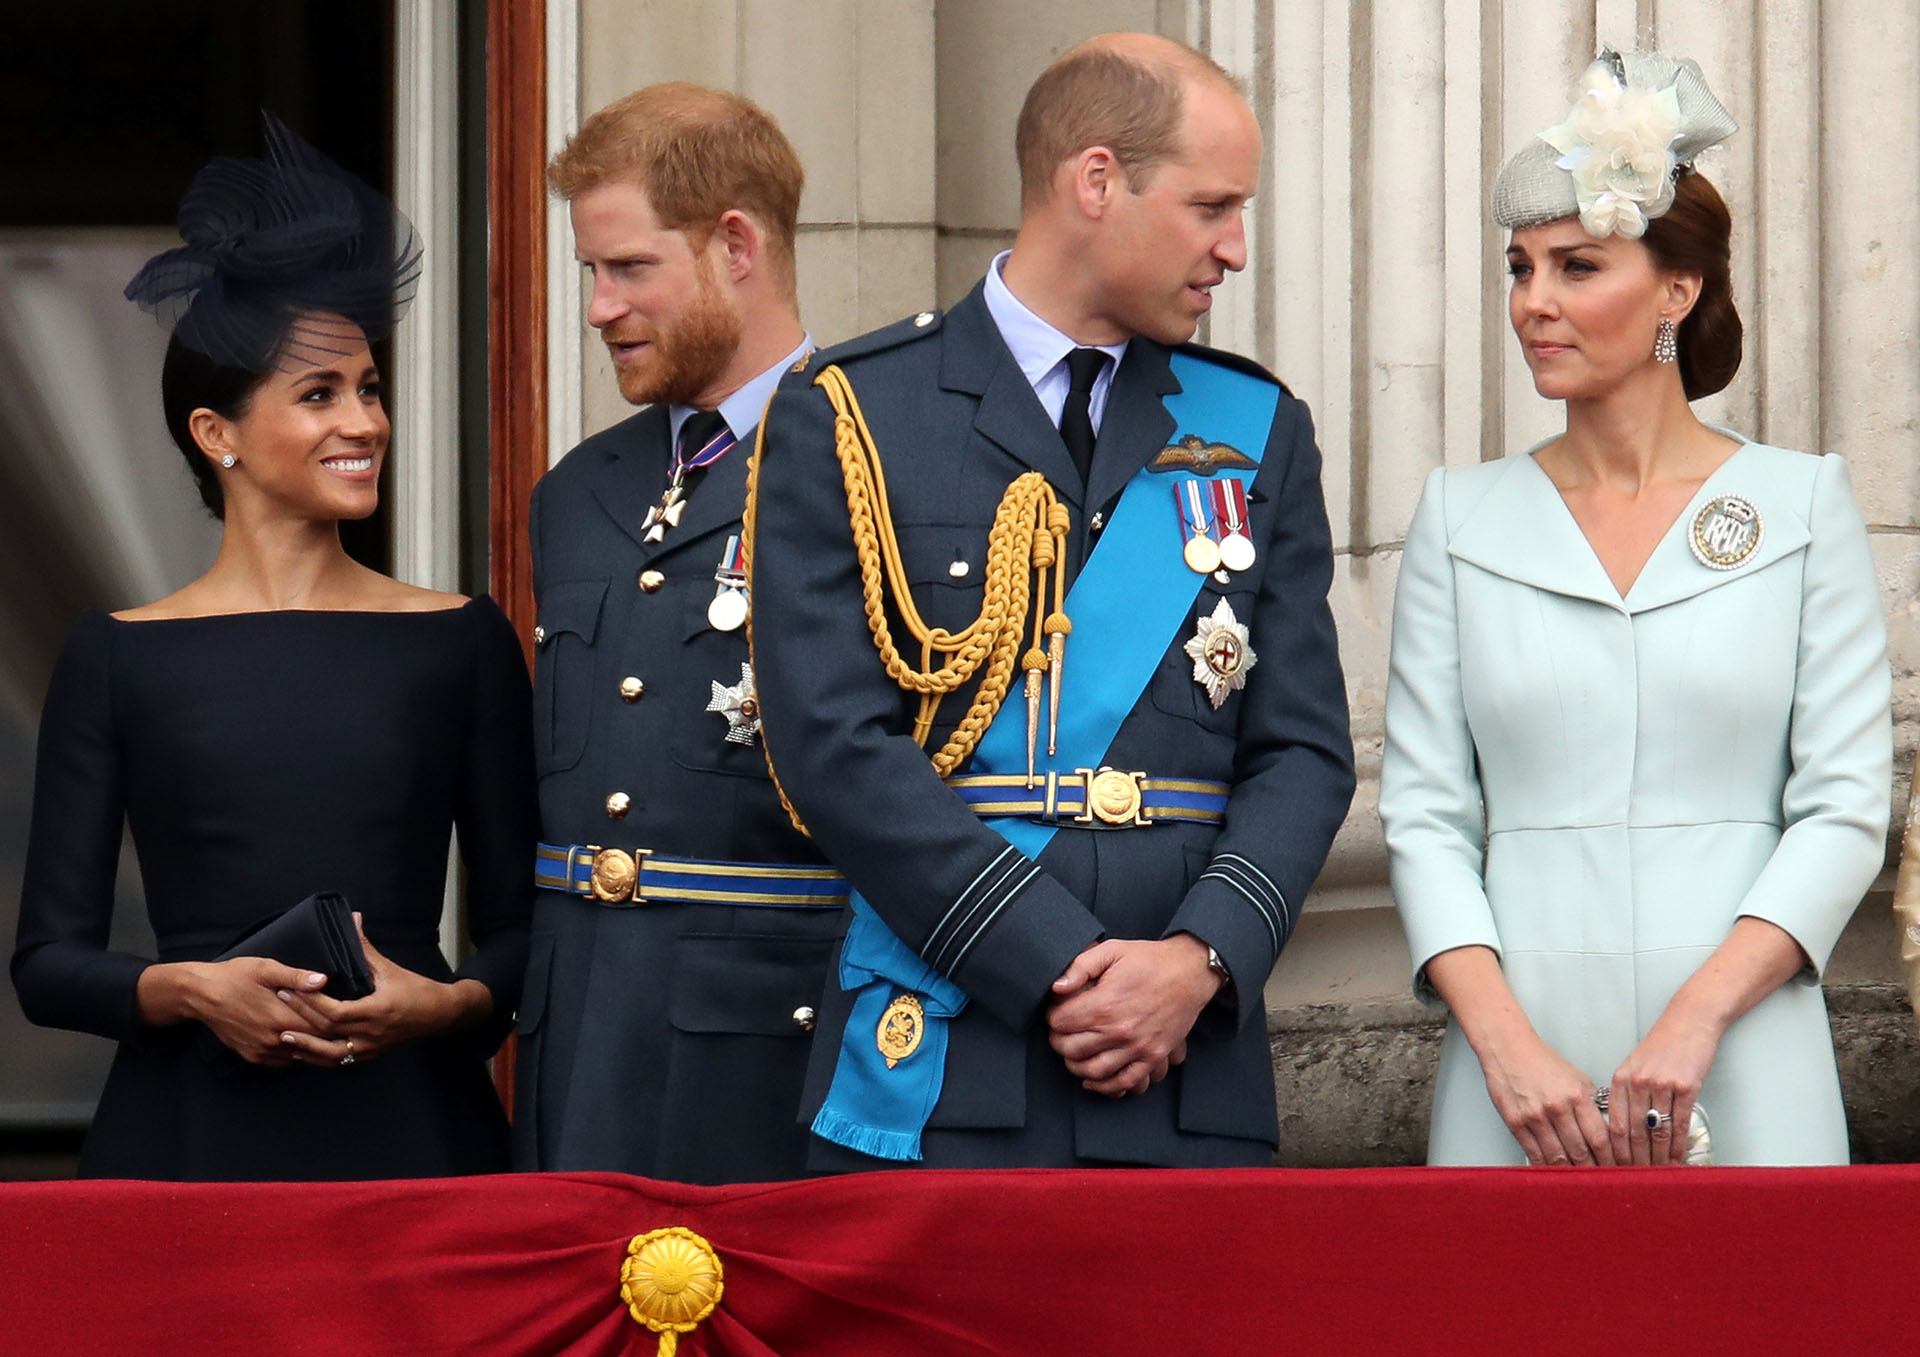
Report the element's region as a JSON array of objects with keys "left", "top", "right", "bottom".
[
  {"left": 981, "top": 251, "right": 1128, "bottom": 434},
  {"left": 669, "top": 333, "right": 814, "bottom": 449}
]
